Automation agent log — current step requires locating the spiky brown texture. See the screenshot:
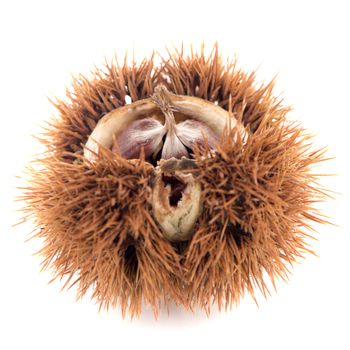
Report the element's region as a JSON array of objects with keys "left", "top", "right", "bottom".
[
  {"left": 185, "top": 121, "right": 328, "bottom": 313},
  {"left": 21, "top": 45, "right": 329, "bottom": 317},
  {"left": 22, "top": 151, "right": 186, "bottom": 317}
]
